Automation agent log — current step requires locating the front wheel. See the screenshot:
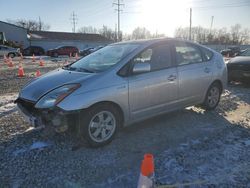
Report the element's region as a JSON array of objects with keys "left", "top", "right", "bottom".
[
  {"left": 202, "top": 83, "right": 221, "bottom": 110},
  {"left": 78, "top": 104, "right": 121, "bottom": 147}
]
